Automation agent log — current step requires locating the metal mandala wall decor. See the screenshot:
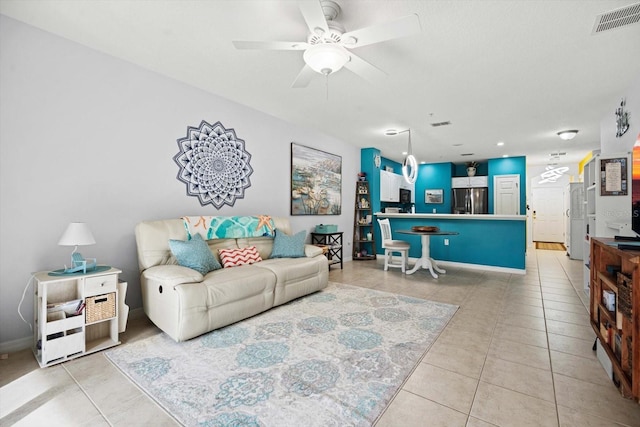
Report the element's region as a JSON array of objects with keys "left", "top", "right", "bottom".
[{"left": 174, "top": 120, "right": 253, "bottom": 209}]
